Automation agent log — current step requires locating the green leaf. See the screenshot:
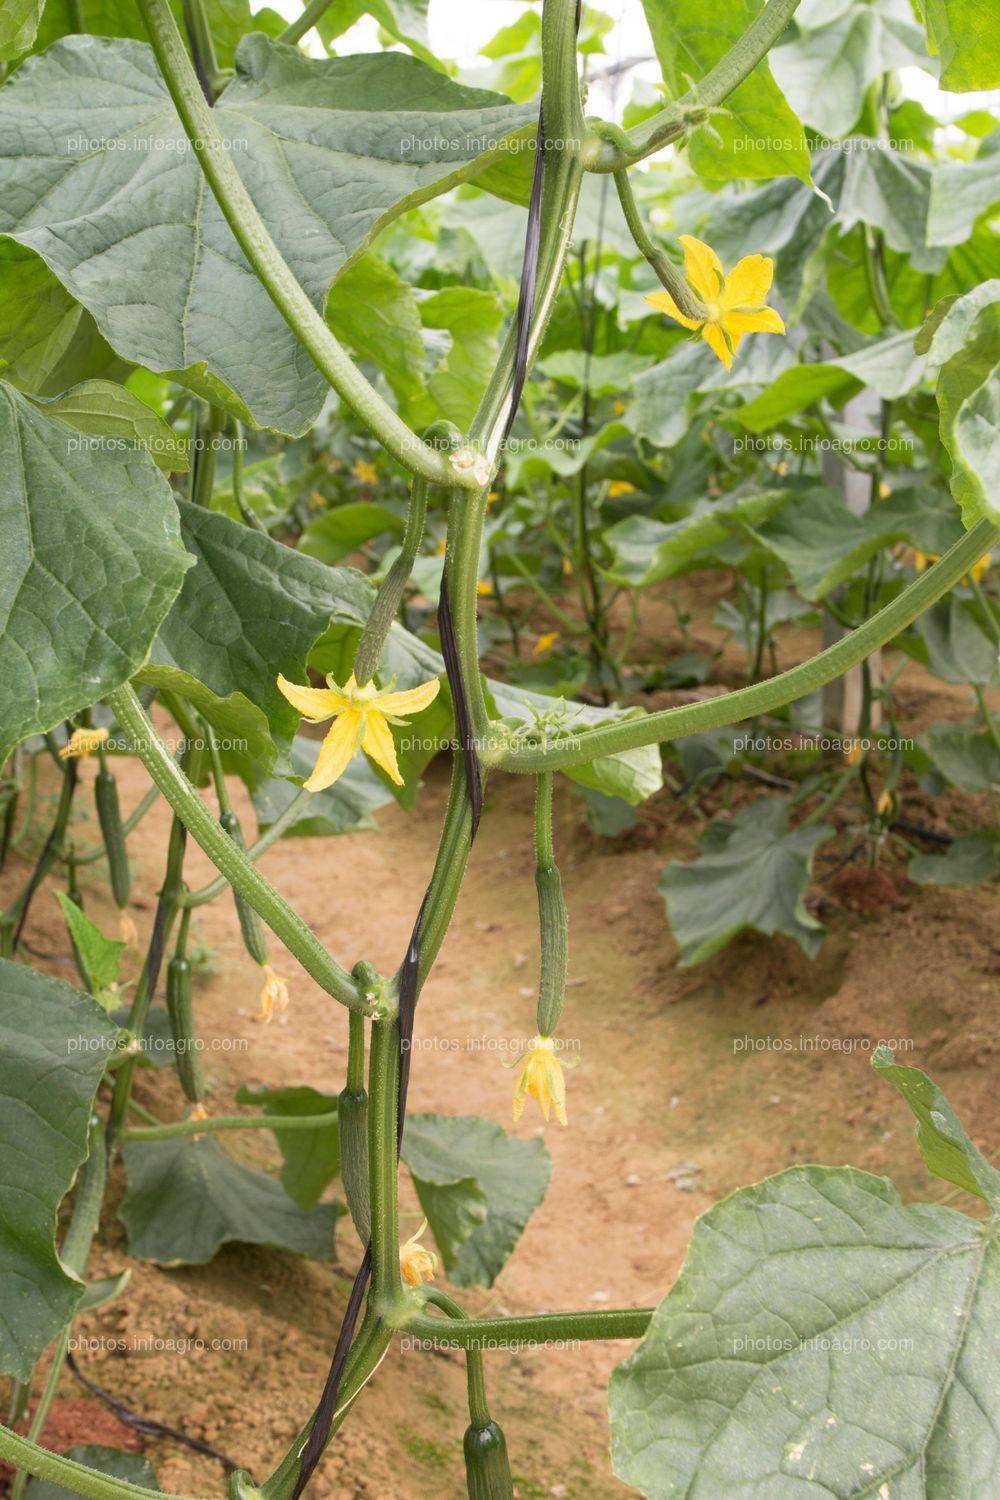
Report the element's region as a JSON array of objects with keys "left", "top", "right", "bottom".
[
  {"left": 909, "top": 598, "right": 999, "bottom": 686},
  {"left": 0, "top": 960, "right": 121, "bottom": 1379},
  {"left": 27, "top": 380, "right": 189, "bottom": 474},
  {"left": 736, "top": 330, "right": 928, "bottom": 431},
  {"left": 78, "top": 1270, "right": 131, "bottom": 1314},
  {"left": 405, "top": 287, "right": 505, "bottom": 431},
  {"left": 908, "top": 833, "right": 1000, "bottom": 887},
  {"left": 0, "top": 0, "right": 42, "bottom": 60},
  {"left": 873, "top": 1047, "right": 1000, "bottom": 1208},
  {"left": 537, "top": 349, "right": 656, "bottom": 396},
  {"left": 132, "top": 663, "right": 276, "bottom": 774},
  {"left": 299, "top": 503, "right": 405, "bottom": 567},
  {"left": 53, "top": 892, "right": 124, "bottom": 999},
  {"left": 750, "top": 490, "right": 915, "bottom": 600},
  {"left": 921, "top": 0, "right": 1000, "bottom": 90},
  {"left": 326, "top": 253, "right": 426, "bottom": 407},
  {"left": 0, "top": 37, "right": 534, "bottom": 434},
  {"left": 933, "top": 297, "right": 1000, "bottom": 527},
  {"left": 924, "top": 727, "right": 1000, "bottom": 791},
  {"left": 771, "top": 0, "right": 926, "bottom": 139},
  {"left": 120, "top": 1135, "right": 338, "bottom": 1264},
  {"left": 316, "top": 0, "right": 435, "bottom": 68},
  {"left": 152, "top": 503, "right": 371, "bottom": 770},
  {"left": 604, "top": 488, "right": 792, "bottom": 589},
  {"left": 610, "top": 1164, "right": 998, "bottom": 1498},
  {"left": 0, "top": 378, "right": 191, "bottom": 766},
  {"left": 33, "top": 0, "right": 285, "bottom": 66},
  {"left": 25, "top": 1446, "right": 158, "bottom": 1500},
  {"left": 660, "top": 798, "right": 832, "bottom": 966},
  {"left": 401, "top": 1114, "right": 551, "bottom": 1287},
  {"left": 235, "top": 1084, "right": 339, "bottom": 1211},
  {"left": 639, "top": 0, "right": 810, "bottom": 182},
  {"left": 251, "top": 736, "right": 392, "bottom": 837}
]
